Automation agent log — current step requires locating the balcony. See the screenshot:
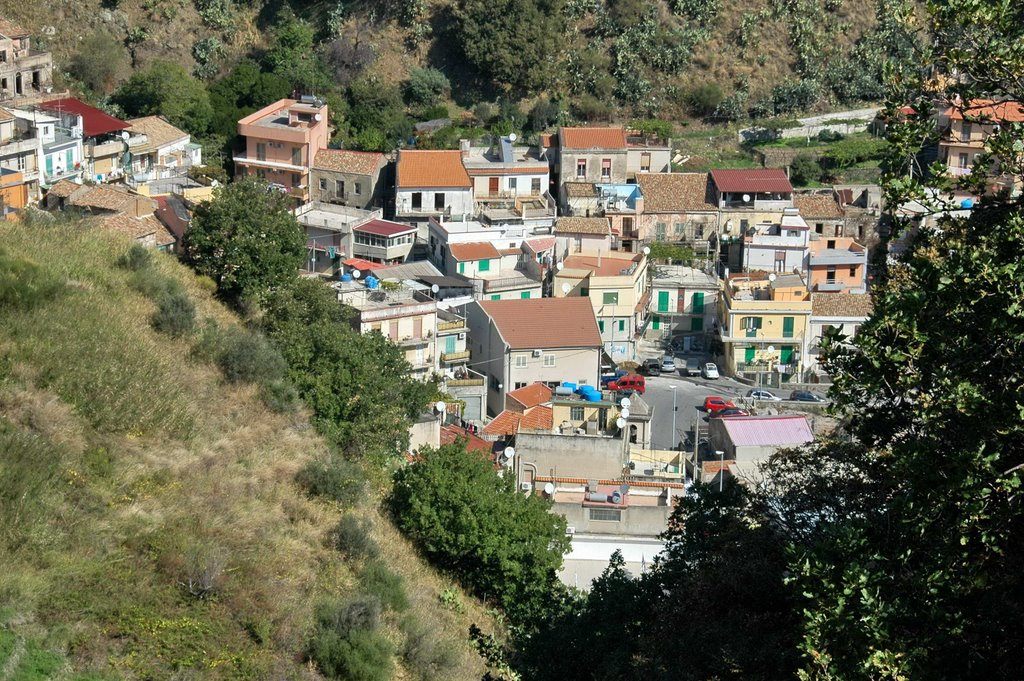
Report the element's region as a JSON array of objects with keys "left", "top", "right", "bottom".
[
  {"left": 90, "top": 140, "right": 123, "bottom": 158},
  {"left": 437, "top": 318, "right": 467, "bottom": 334},
  {"left": 447, "top": 376, "right": 485, "bottom": 387},
  {"left": 441, "top": 350, "right": 471, "bottom": 363},
  {"left": 232, "top": 153, "right": 306, "bottom": 173},
  {"left": 411, "top": 356, "right": 435, "bottom": 370},
  {"left": 947, "top": 166, "right": 973, "bottom": 177},
  {"left": 481, "top": 269, "right": 541, "bottom": 293},
  {"left": 0, "top": 136, "right": 37, "bottom": 157},
  {"left": 398, "top": 333, "right": 432, "bottom": 347},
  {"left": 813, "top": 281, "right": 848, "bottom": 292}
]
